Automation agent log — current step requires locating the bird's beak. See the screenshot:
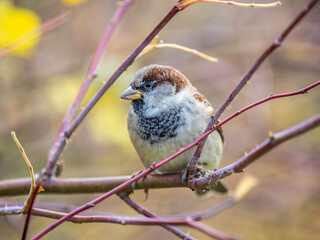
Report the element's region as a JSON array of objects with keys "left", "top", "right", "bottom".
[{"left": 120, "top": 86, "right": 142, "bottom": 100}]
